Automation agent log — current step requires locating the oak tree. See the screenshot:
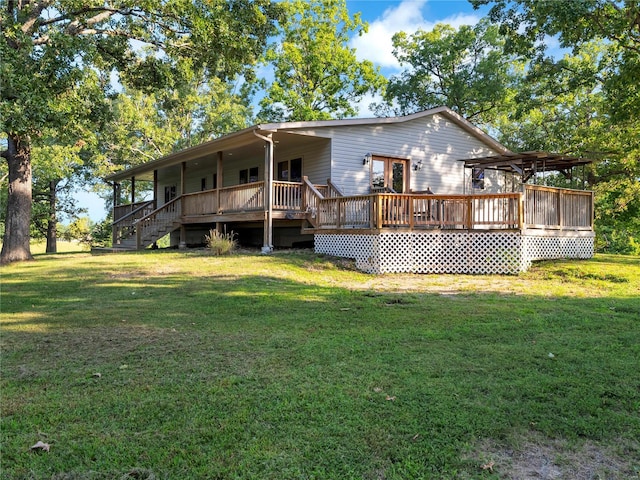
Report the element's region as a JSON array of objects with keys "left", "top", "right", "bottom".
[
  {"left": 1, "top": 0, "right": 280, "bottom": 263},
  {"left": 258, "top": 0, "right": 385, "bottom": 122}
]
